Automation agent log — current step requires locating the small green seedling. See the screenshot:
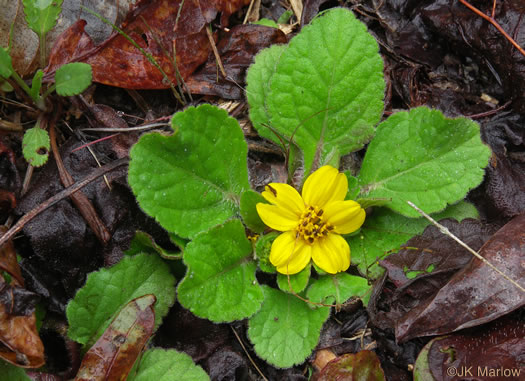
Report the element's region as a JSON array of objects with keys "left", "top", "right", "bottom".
[
  {"left": 0, "top": 0, "right": 93, "bottom": 167},
  {"left": 23, "top": 0, "right": 63, "bottom": 68}
]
